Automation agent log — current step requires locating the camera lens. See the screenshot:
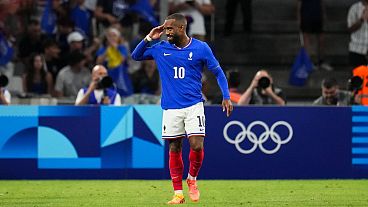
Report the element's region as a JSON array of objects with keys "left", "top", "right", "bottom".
[
  {"left": 97, "top": 76, "right": 113, "bottom": 89},
  {"left": 258, "top": 77, "right": 270, "bottom": 89},
  {"left": 0, "top": 74, "right": 9, "bottom": 87}
]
